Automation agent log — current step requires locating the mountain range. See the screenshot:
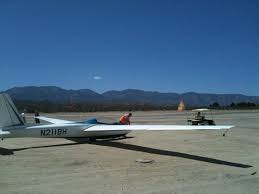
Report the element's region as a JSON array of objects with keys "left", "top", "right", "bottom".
[{"left": 3, "top": 86, "right": 259, "bottom": 106}]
